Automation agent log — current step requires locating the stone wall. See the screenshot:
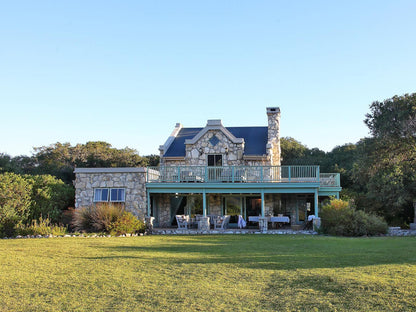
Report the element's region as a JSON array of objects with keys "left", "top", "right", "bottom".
[
  {"left": 266, "top": 107, "right": 281, "bottom": 166},
  {"left": 154, "top": 193, "right": 171, "bottom": 227},
  {"left": 265, "top": 194, "right": 281, "bottom": 216},
  {"left": 185, "top": 130, "right": 245, "bottom": 166},
  {"left": 74, "top": 168, "right": 148, "bottom": 220}
]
